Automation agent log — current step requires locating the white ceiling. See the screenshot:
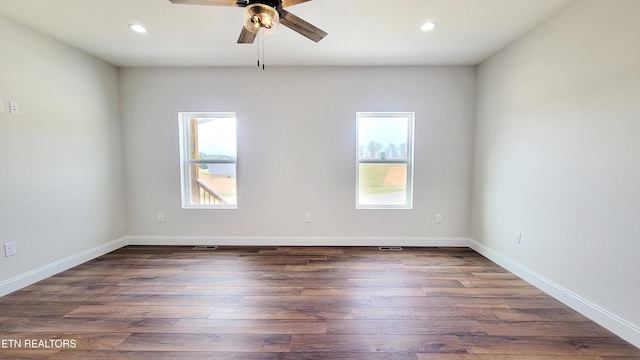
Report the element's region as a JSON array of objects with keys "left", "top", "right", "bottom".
[{"left": 0, "top": 0, "right": 575, "bottom": 67}]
